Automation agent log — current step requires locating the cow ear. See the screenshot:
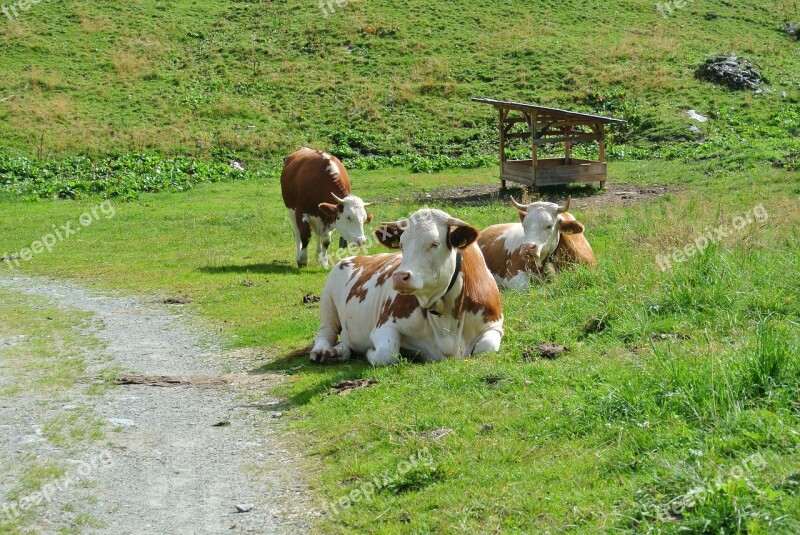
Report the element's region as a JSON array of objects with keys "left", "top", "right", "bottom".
[
  {"left": 375, "top": 223, "right": 403, "bottom": 249},
  {"left": 365, "top": 213, "right": 374, "bottom": 223},
  {"left": 448, "top": 225, "right": 479, "bottom": 249},
  {"left": 319, "top": 203, "right": 339, "bottom": 216},
  {"left": 517, "top": 210, "right": 527, "bottom": 223},
  {"left": 559, "top": 218, "right": 585, "bottom": 235}
]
